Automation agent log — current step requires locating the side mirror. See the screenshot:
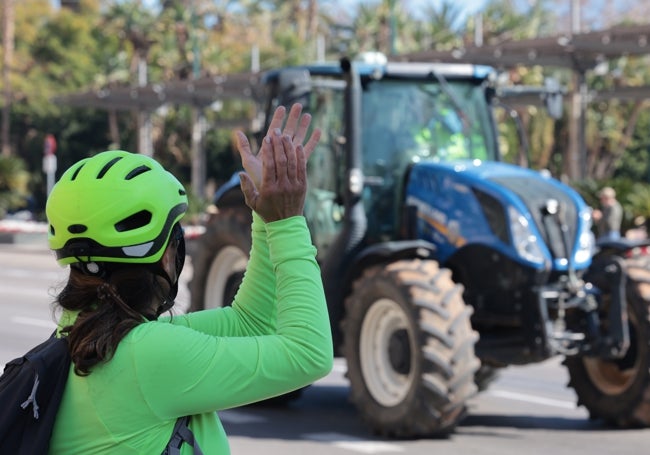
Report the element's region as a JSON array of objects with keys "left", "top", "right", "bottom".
[{"left": 278, "top": 69, "right": 312, "bottom": 108}]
